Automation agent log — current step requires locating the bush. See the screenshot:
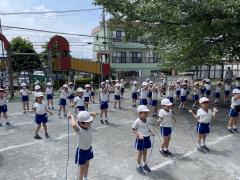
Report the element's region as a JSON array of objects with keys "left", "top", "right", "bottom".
[{"left": 75, "top": 78, "right": 93, "bottom": 89}]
